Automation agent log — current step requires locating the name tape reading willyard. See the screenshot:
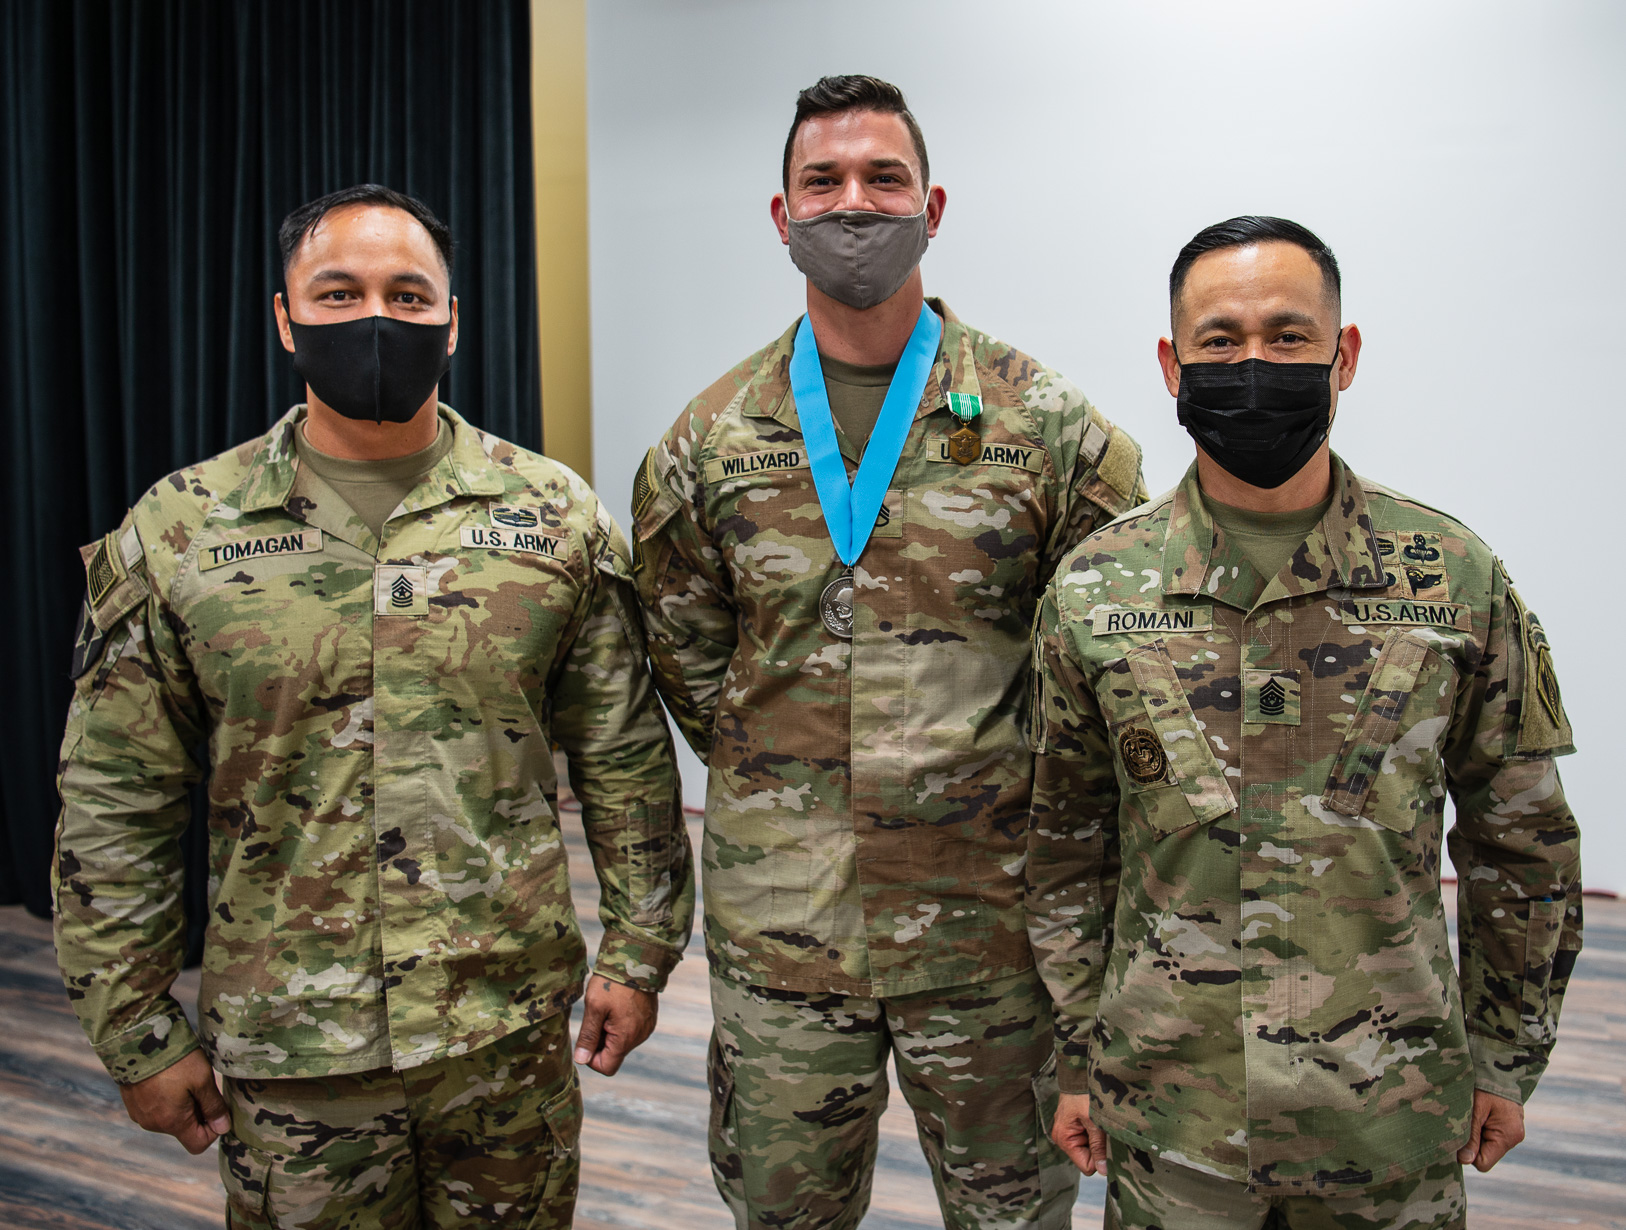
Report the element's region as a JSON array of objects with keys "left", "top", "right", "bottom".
[{"left": 703, "top": 449, "right": 808, "bottom": 484}]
